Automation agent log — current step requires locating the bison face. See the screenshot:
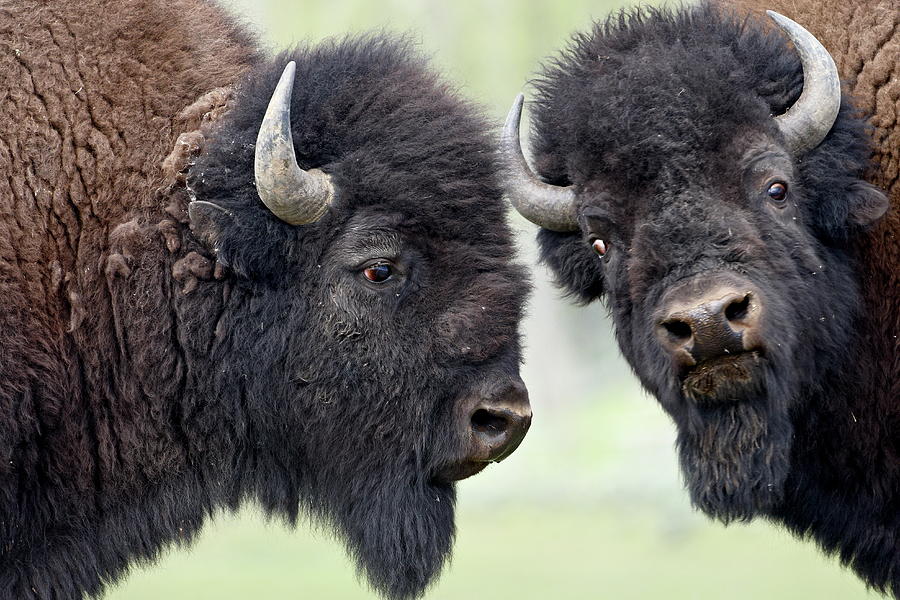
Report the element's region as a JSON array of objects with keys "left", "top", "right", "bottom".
[
  {"left": 259, "top": 207, "right": 530, "bottom": 599},
  {"left": 503, "top": 7, "right": 888, "bottom": 524},
  {"left": 180, "top": 39, "right": 530, "bottom": 599},
  {"left": 567, "top": 134, "right": 874, "bottom": 523}
]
